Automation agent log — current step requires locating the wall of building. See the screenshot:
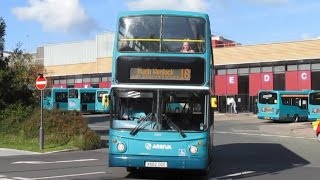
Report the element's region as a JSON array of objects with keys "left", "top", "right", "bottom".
[{"left": 45, "top": 57, "right": 112, "bottom": 77}]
